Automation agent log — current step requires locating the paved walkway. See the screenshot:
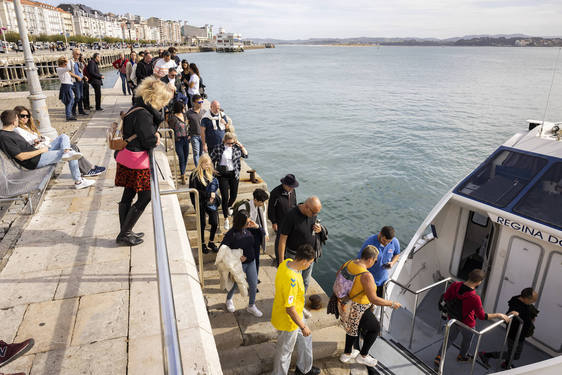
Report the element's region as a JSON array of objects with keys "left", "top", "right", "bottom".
[{"left": 0, "top": 86, "right": 220, "bottom": 374}]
